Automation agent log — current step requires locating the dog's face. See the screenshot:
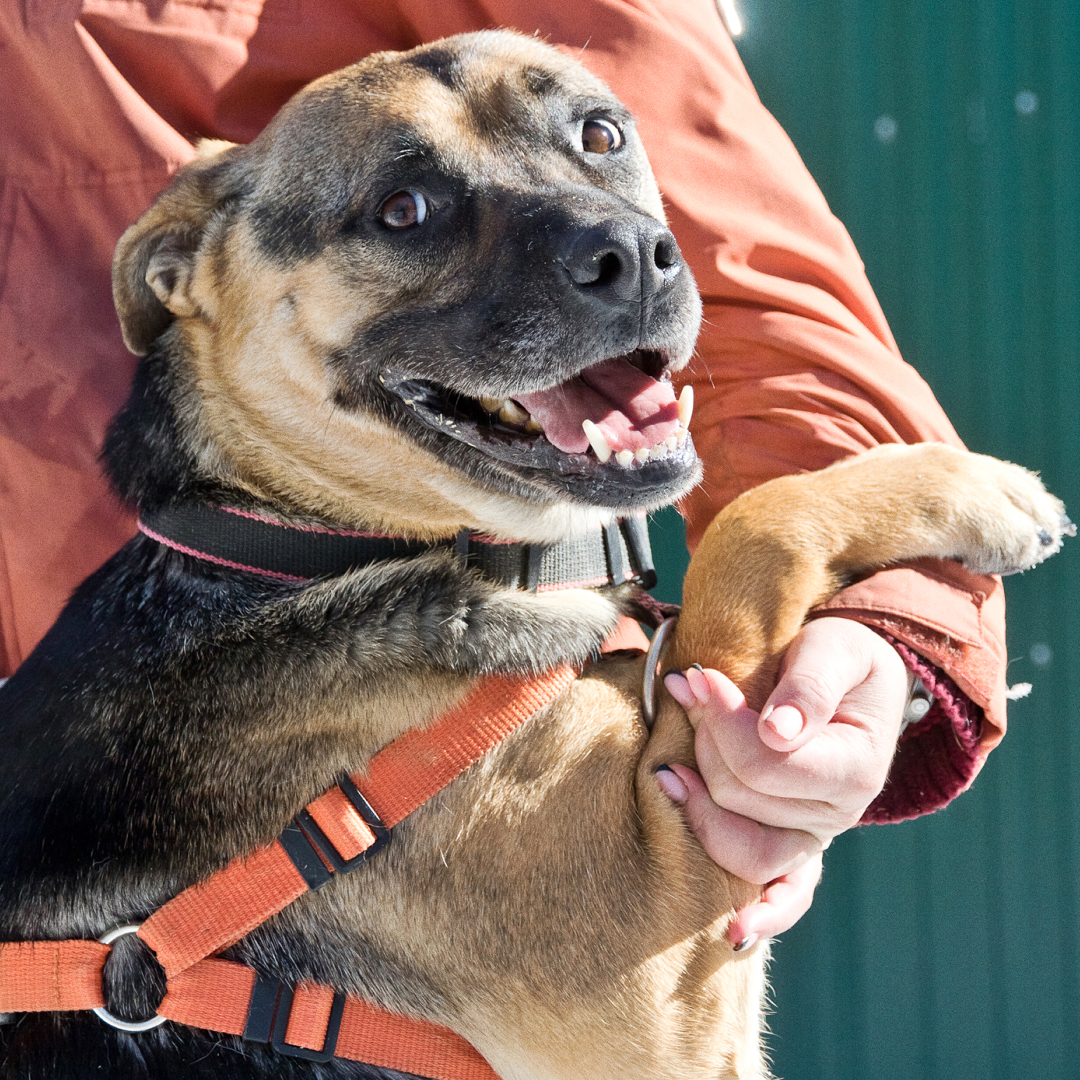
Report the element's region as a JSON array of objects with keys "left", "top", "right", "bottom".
[{"left": 112, "top": 32, "right": 702, "bottom": 540}]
